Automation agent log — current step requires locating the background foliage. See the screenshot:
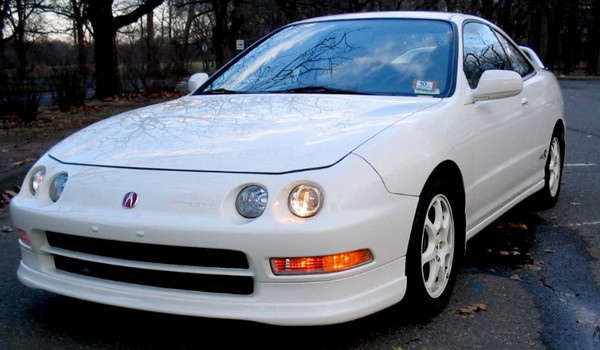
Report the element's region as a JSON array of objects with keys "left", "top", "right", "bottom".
[{"left": 1, "top": 0, "right": 599, "bottom": 119}]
